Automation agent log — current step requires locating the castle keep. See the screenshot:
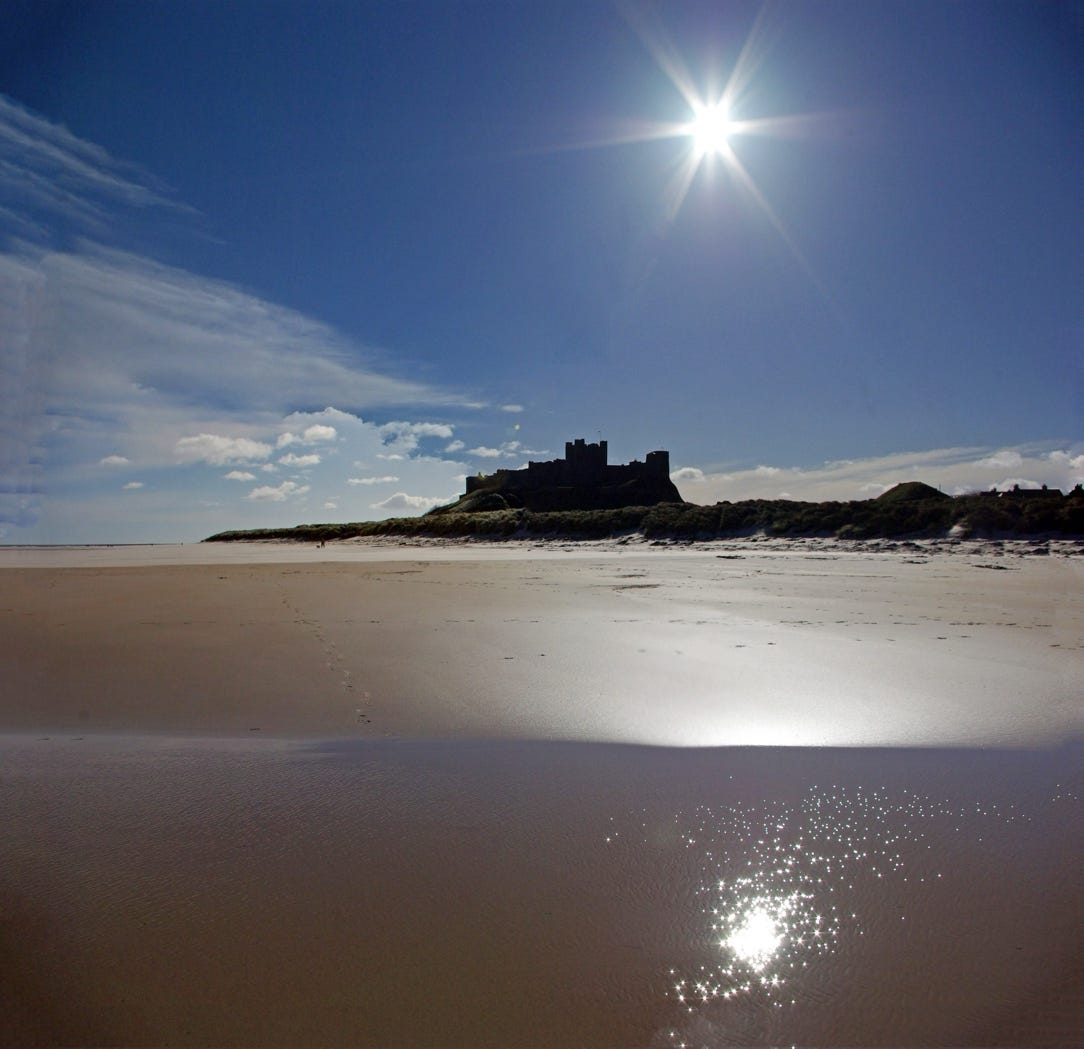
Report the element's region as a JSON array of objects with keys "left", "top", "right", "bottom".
[{"left": 443, "top": 438, "right": 683, "bottom": 513}]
